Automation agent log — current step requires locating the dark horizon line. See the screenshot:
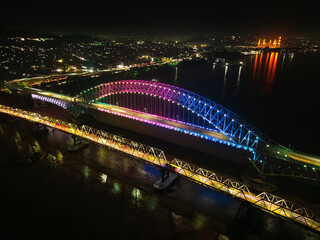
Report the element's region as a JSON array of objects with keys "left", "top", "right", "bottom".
[{"left": 1, "top": 23, "right": 319, "bottom": 40}]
